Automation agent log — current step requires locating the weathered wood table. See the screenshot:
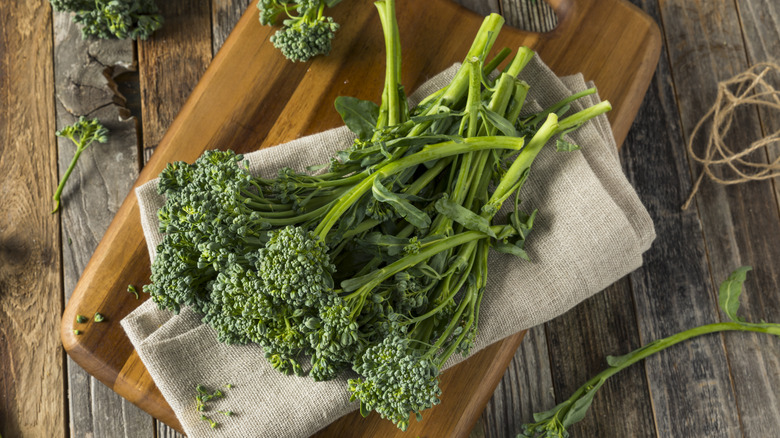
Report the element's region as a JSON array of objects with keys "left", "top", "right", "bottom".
[{"left": 1, "top": 0, "right": 779, "bottom": 437}]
